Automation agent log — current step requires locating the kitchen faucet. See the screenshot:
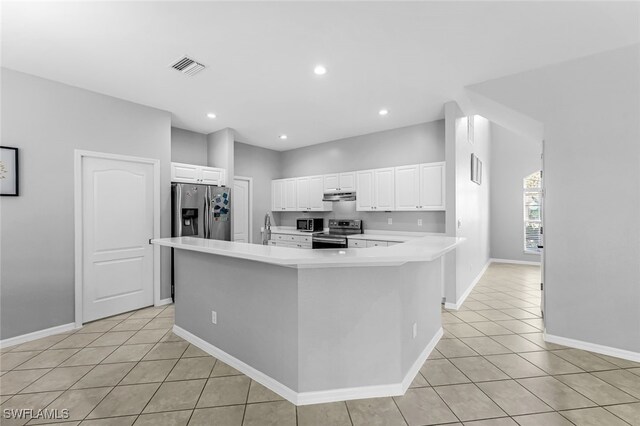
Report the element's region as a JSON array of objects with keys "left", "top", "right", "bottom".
[{"left": 262, "top": 212, "right": 272, "bottom": 245}]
